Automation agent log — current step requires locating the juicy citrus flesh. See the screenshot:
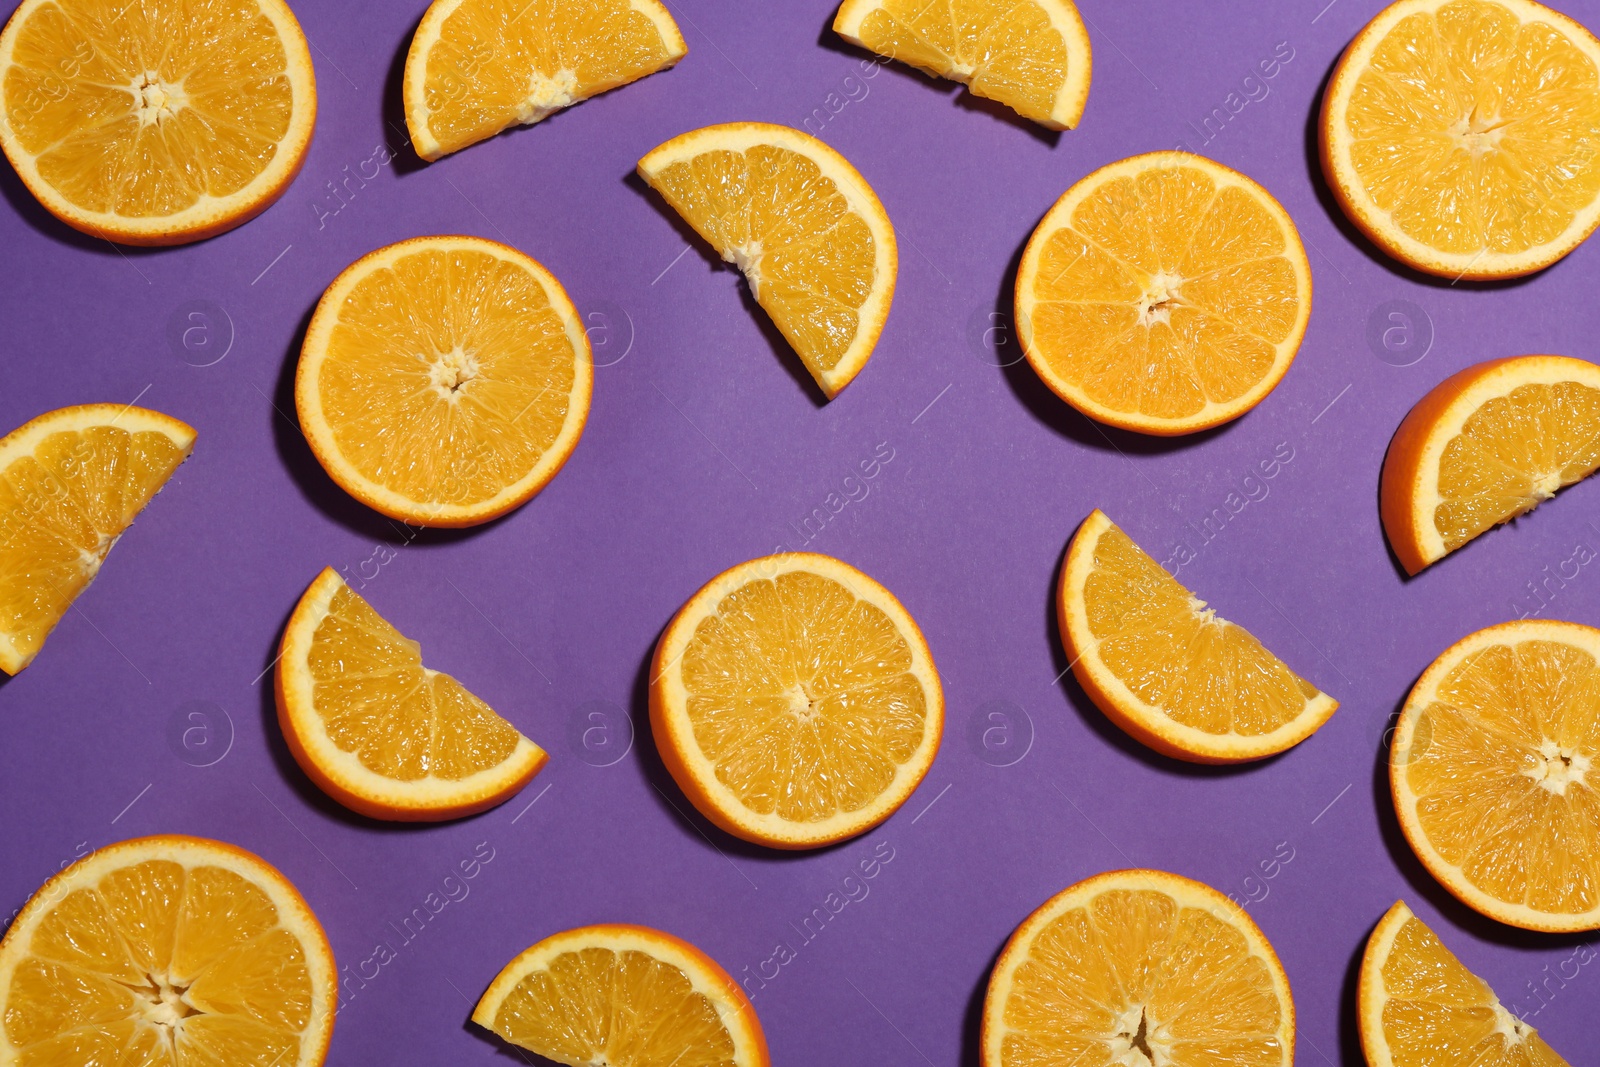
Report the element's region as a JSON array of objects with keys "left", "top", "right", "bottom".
[
  {"left": 638, "top": 125, "right": 896, "bottom": 397},
  {"left": 1331, "top": 0, "right": 1600, "bottom": 275},
  {"left": 833, "top": 0, "right": 1090, "bottom": 128},
  {"left": 1063, "top": 512, "right": 1334, "bottom": 761},
  {"left": 298, "top": 236, "right": 590, "bottom": 526},
  {"left": 408, "top": 0, "right": 685, "bottom": 160},
  {"left": 0, "top": 0, "right": 312, "bottom": 241},
  {"left": 1434, "top": 380, "right": 1600, "bottom": 551},
  {"left": 0, "top": 406, "right": 194, "bottom": 674},
  {"left": 0, "top": 837, "right": 333, "bottom": 1067},
  {"left": 1019, "top": 154, "right": 1309, "bottom": 433},
  {"left": 1362, "top": 903, "right": 1568, "bottom": 1067},
  {"left": 1395, "top": 623, "right": 1600, "bottom": 929},
  {"left": 985, "top": 872, "right": 1291, "bottom": 1067}
]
